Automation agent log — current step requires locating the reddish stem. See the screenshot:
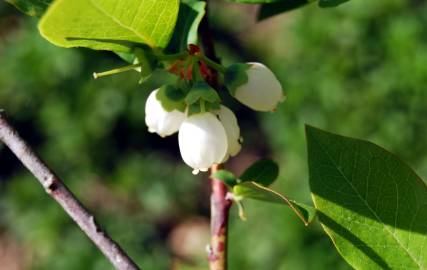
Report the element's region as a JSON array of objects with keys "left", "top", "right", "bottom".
[{"left": 209, "top": 164, "right": 232, "bottom": 270}]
